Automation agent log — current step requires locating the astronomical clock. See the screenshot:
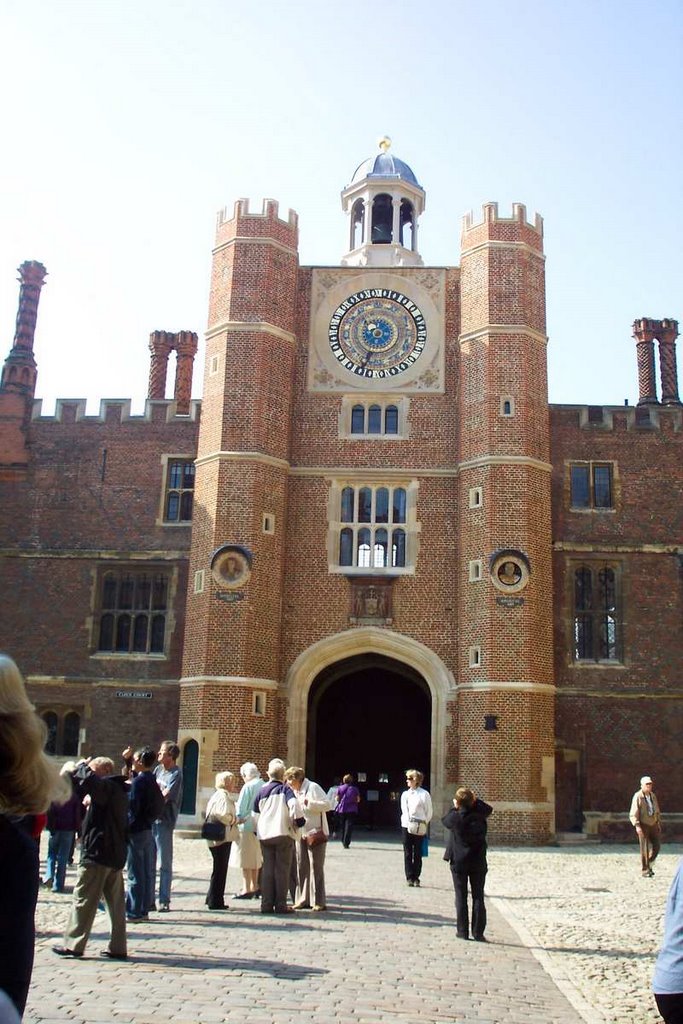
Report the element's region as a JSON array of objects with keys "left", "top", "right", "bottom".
[{"left": 308, "top": 270, "right": 445, "bottom": 393}]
